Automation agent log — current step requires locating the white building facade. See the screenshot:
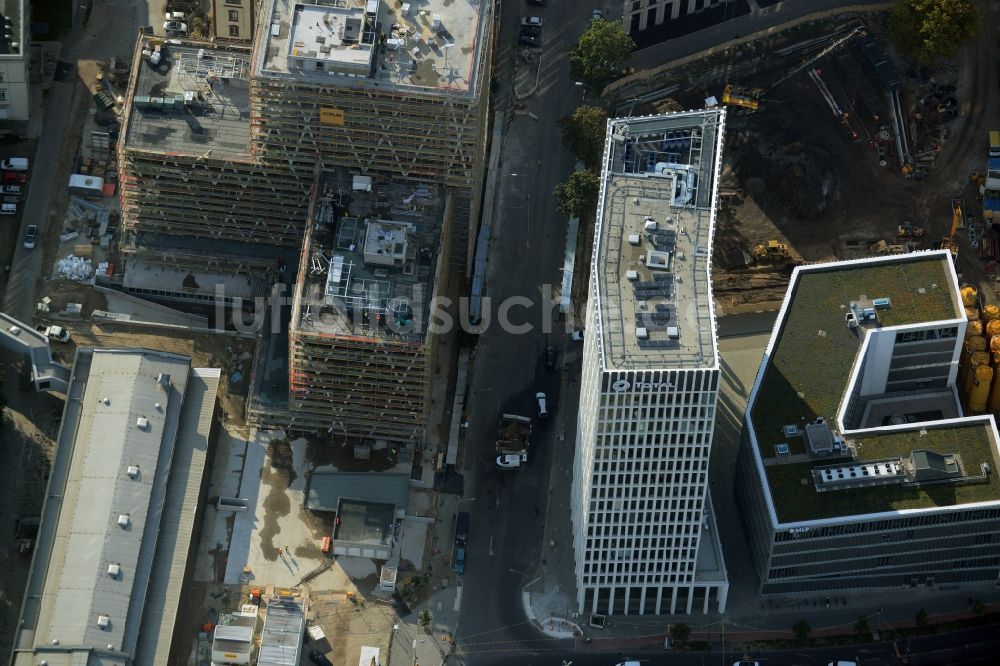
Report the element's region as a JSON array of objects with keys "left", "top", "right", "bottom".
[
  {"left": 0, "top": 0, "right": 29, "bottom": 121},
  {"left": 571, "top": 110, "right": 729, "bottom": 616}
]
